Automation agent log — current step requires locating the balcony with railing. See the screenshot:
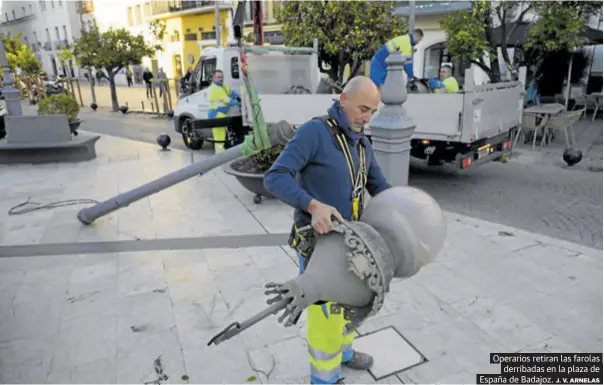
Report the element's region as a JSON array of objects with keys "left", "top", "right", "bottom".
[
  {"left": 79, "top": 0, "right": 95, "bottom": 14},
  {"left": 0, "top": 12, "right": 35, "bottom": 26},
  {"left": 54, "top": 40, "right": 70, "bottom": 50},
  {"left": 43, "top": 41, "right": 52, "bottom": 51},
  {"left": 151, "top": 1, "right": 217, "bottom": 16}
]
